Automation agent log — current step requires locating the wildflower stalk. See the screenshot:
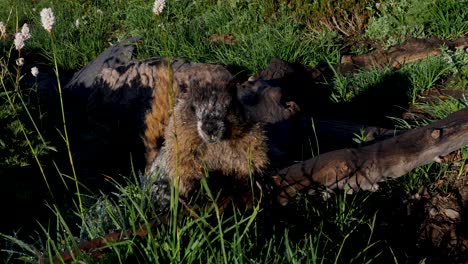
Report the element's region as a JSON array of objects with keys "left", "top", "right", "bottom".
[
  {"left": 14, "top": 51, "right": 21, "bottom": 93},
  {"left": 41, "top": 7, "right": 83, "bottom": 216},
  {"left": 160, "top": 32, "right": 180, "bottom": 259},
  {"left": 167, "top": 57, "right": 182, "bottom": 262},
  {"left": 161, "top": 25, "right": 182, "bottom": 264},
  {"left": 152, "top": 1, "right": 181, "bottom": 260}
]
